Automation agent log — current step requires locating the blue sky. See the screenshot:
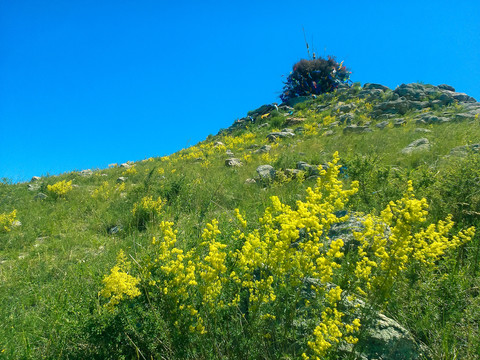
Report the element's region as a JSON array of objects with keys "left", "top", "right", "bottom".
[{"left": 1, "top": 0, "right": 479, "bottom": 182}]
